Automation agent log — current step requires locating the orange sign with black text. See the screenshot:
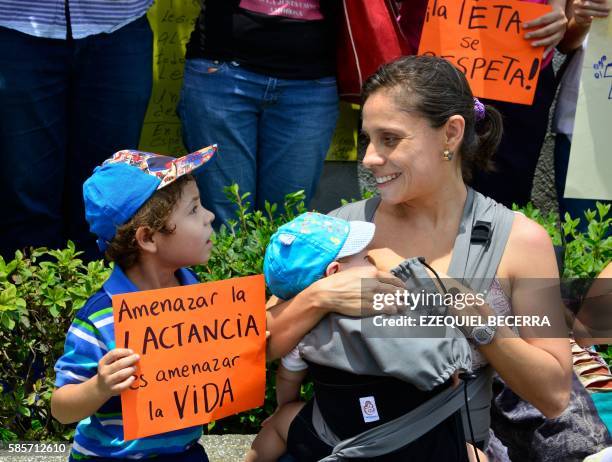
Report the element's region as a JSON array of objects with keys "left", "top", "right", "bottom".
[
  {"left": 418, "top": 0, "right": 551, "bottom": 104},
  {"left": 113, "top": 275, "right": 266, "bottom": 440}
]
